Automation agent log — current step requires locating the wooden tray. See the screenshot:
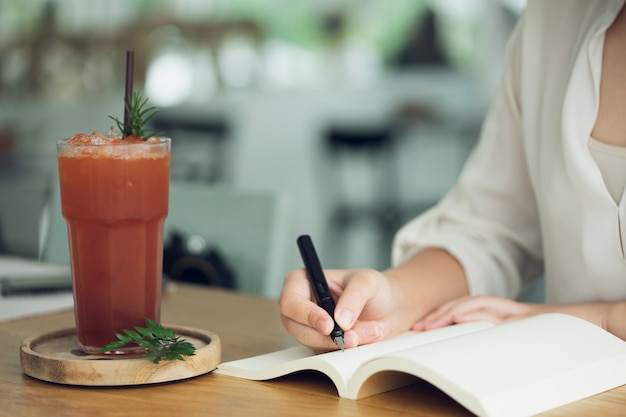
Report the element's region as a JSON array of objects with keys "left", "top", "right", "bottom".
[{"left": 20, "top": 325, "right": 221, "bottom": 386}]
